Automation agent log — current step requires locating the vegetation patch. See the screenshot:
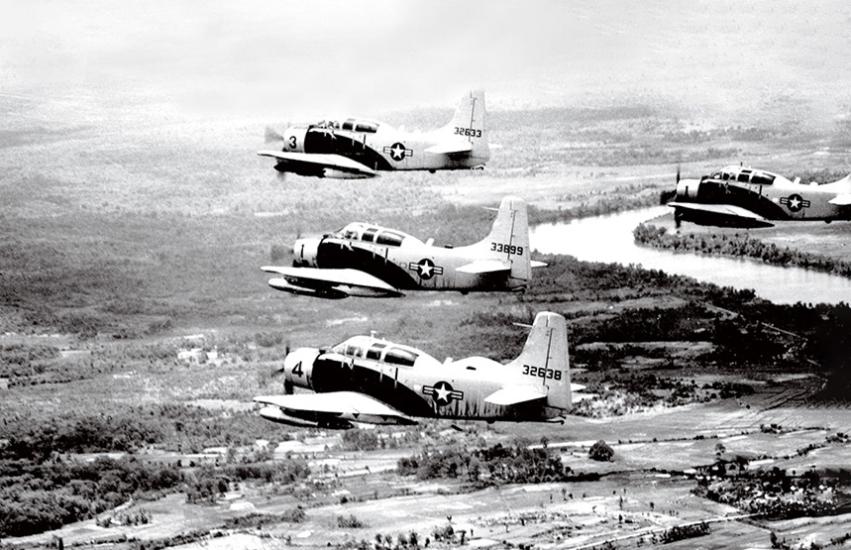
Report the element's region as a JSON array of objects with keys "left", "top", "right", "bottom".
[{"left": 634, "top": 223, "right": 851, "bottom": 278}]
